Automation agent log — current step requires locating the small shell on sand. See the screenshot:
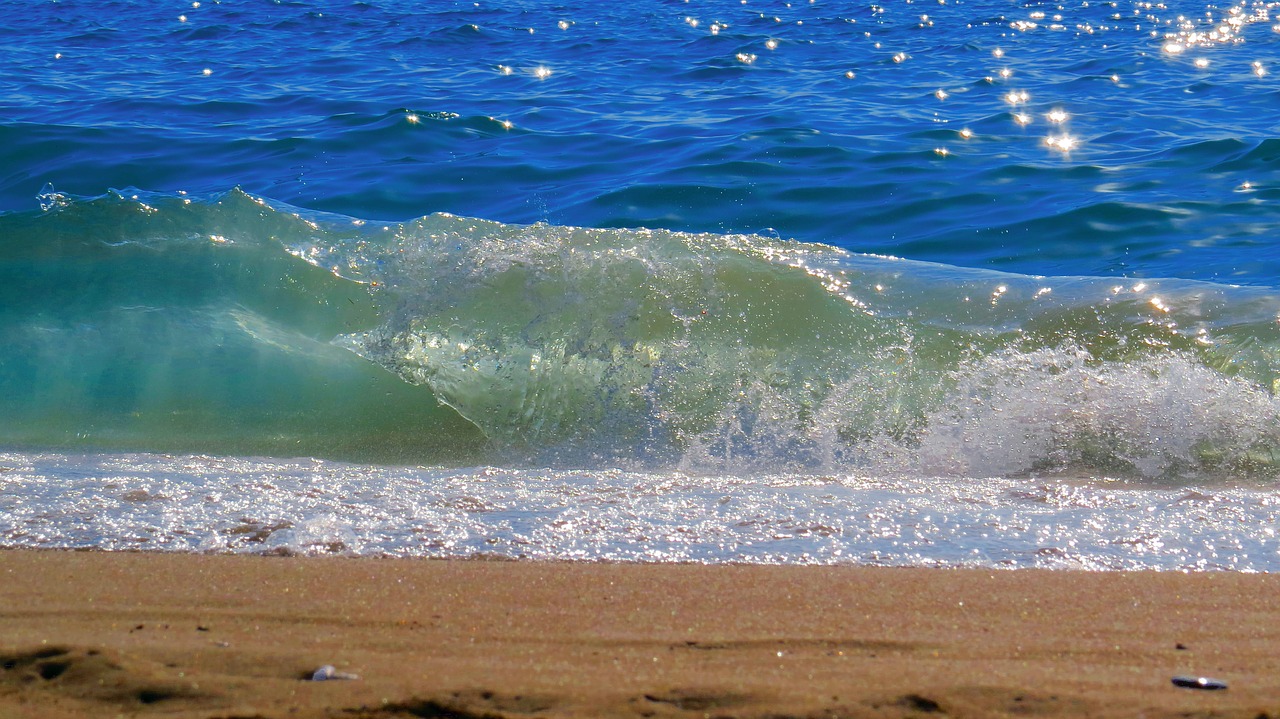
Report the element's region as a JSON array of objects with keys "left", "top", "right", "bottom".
[
  {"left": 311, "top": 664, "right": 360, "bottom": 681},
  {"left": 1171, "top": 675, "right": 1227, "bottom": 690}
]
